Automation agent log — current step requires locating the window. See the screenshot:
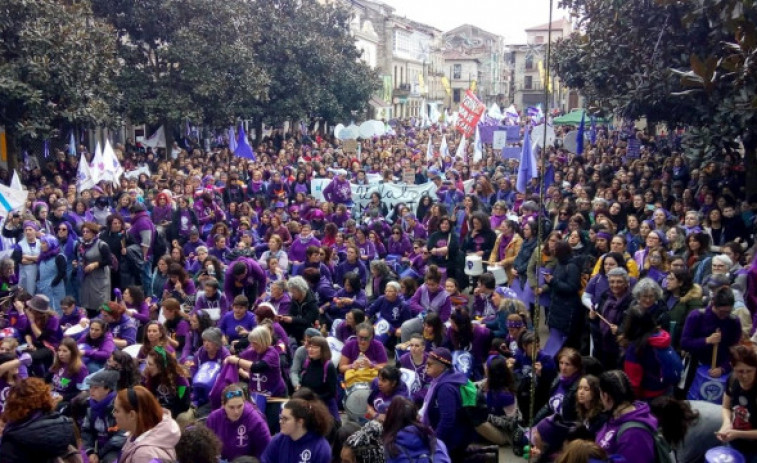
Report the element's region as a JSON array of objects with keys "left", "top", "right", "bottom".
[
  {"left": 525, "top": 56, "right": 533, "bottom": 70},
  {"left": 535, "top": 36, "right": 544, "bottom": 44},
  {"left": 394, "top": 30, "right": 411, "bottom": 54},
  {"left": 453, "top": 88, "right": 461, "bottom": 103},
  {"left": 525, "top": 76, "right": 533, "bottom": 90},
  {"left": 453, "top": 64, "right": 461, "bottom": 79}
]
